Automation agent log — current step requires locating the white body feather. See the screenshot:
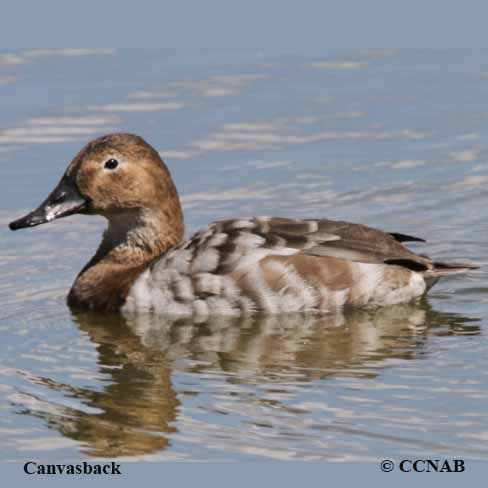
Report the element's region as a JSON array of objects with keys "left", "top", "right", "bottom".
[{"left": 122, "top": 218, "right": 428, "bottom": 316}]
